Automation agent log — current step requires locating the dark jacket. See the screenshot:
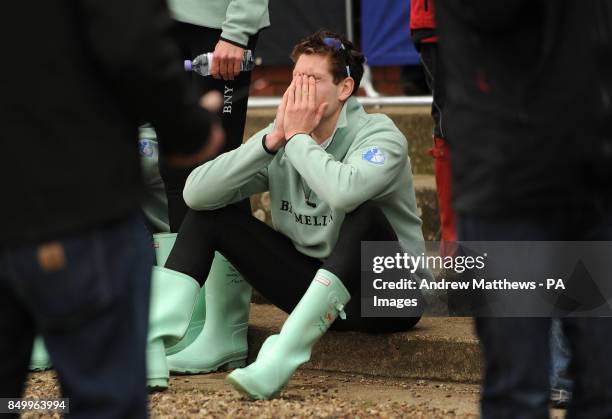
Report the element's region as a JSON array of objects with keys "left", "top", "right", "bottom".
[
  {"left": 436, "top": 0, "right": 612, "bottom": 215},
  {"left": 1, "top": 0, "right": 213, "bottom": 245}
]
